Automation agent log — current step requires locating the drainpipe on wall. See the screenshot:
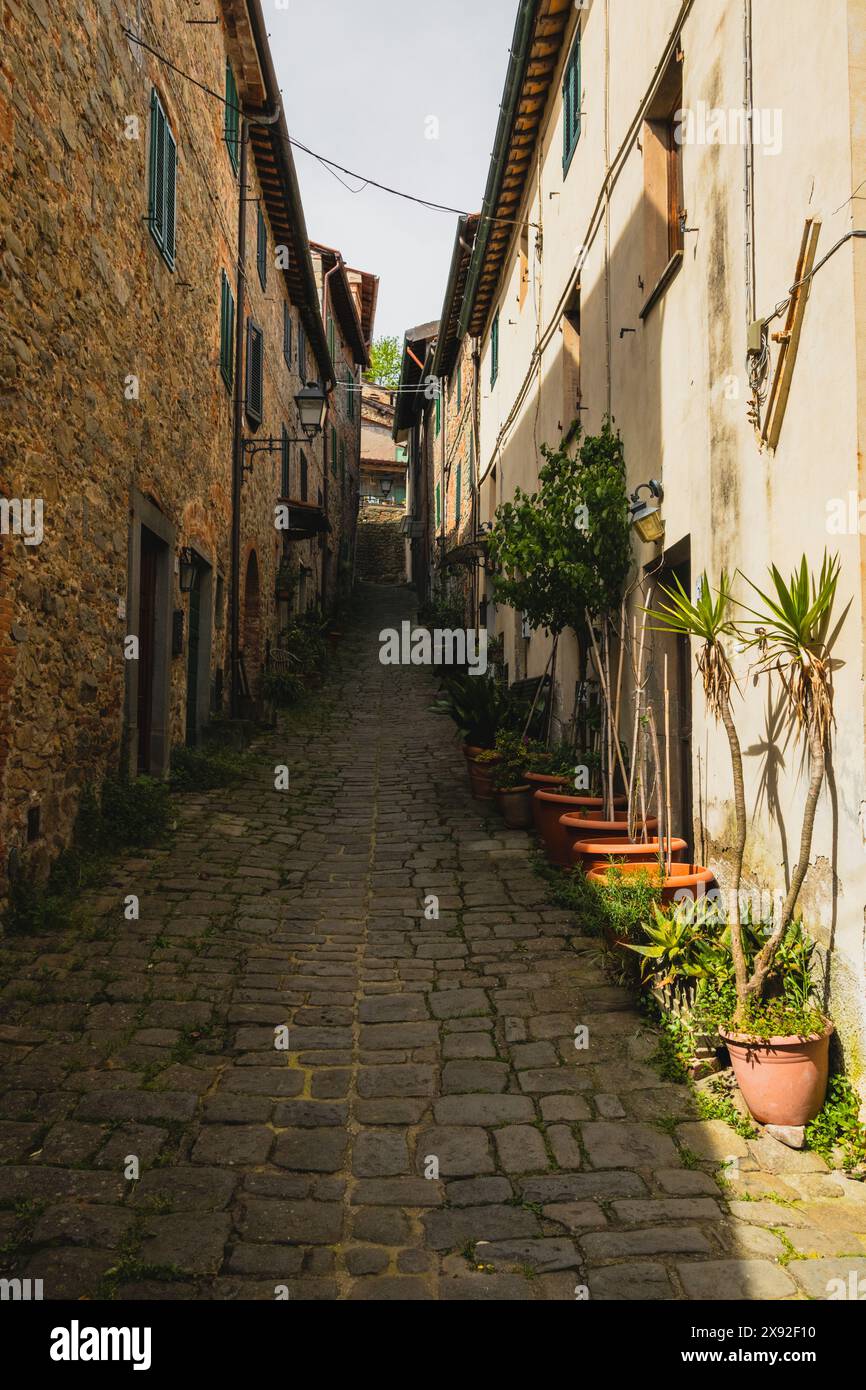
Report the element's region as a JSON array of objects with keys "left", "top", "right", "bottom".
[
  {"left": 471, "top": 337, "right": 481, "bottom": 628},
  {"left": 229, "top": 103, "right": 282, "bottom": 719},
  {"left": 229, "top": 119, "right": 249, "bottom": 720},
  {"left": 321, "top": 260, "right": 341, "bottom": 617}
]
